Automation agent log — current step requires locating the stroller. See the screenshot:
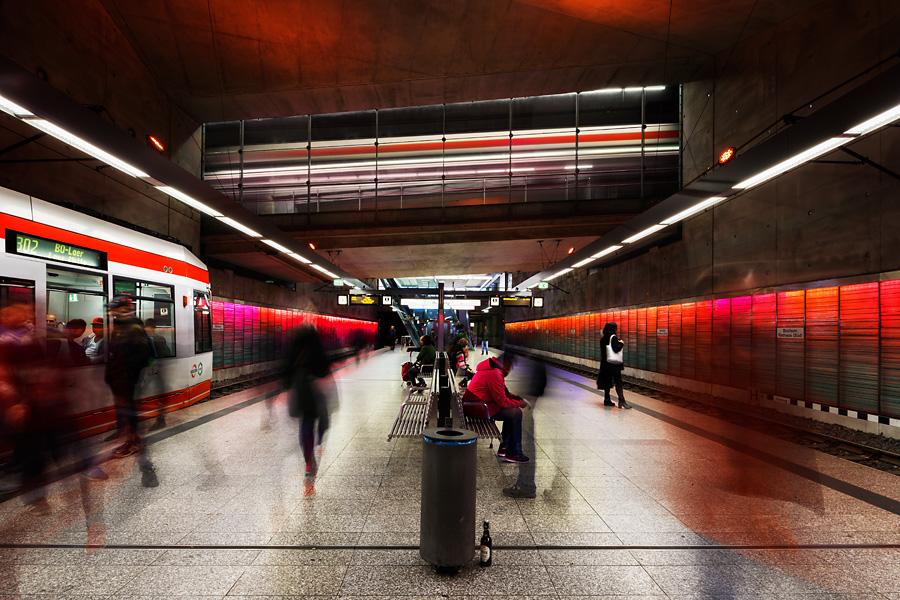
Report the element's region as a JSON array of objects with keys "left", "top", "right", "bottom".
[{"left": 401, "top": 361, "right": 427, "bottom": 388}]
